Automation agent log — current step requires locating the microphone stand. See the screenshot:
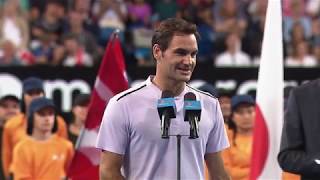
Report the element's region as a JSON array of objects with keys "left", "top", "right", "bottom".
[
  {"left": 177, "top": 135, "right": 181, "bottom": 180},
  {"left": 168, "top": 134, "right": 189, "bottom": 180}
]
